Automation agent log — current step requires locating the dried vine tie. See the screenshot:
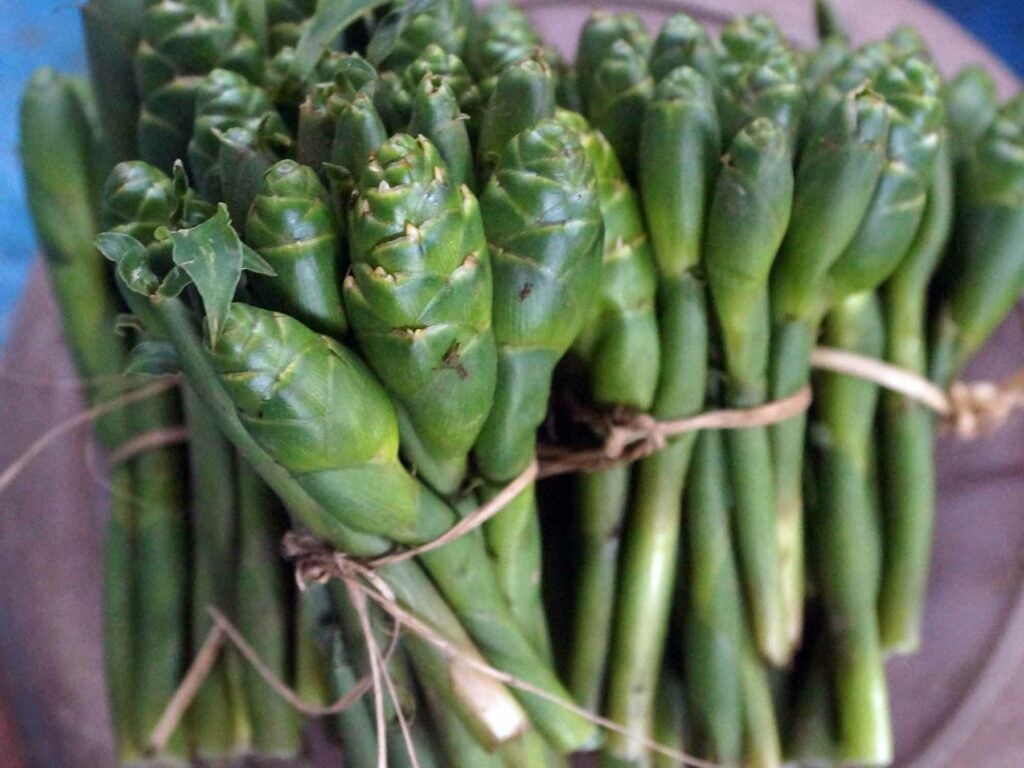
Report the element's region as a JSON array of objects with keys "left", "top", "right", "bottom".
[
  {"left": 811, "top": 347, "right": 1024, "bottom": 438},
  {"left": 537, "top": 385, "right": 813, "bottom": 477}
]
